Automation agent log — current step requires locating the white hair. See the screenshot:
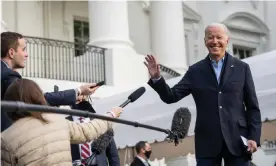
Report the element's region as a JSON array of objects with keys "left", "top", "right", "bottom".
[{"left": 204, "top": 23, "right": 230, "bottom": 38}]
